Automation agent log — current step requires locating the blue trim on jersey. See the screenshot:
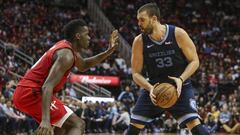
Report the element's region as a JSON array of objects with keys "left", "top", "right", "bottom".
[
  {"left": 148, "top": 24, "right": 169, "bottom": 45},
  {"left": 177, "top": 113, "right": 200, "bottom": 124},
  {"left": 131, "top": 114, "right": 154, "bottom": 123}
]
